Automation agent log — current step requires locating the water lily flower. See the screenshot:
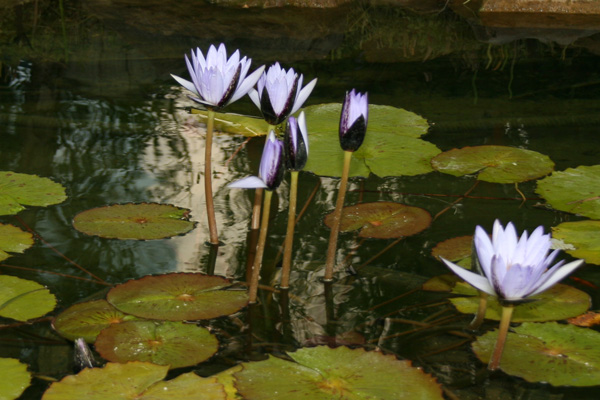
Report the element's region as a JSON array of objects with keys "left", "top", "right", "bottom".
[
  {"left": 228, "top": 131, "right": 284, "bottom": 191},
  {"left": 249, "top": 62, "right": 317, "bottom": 126},
  {"left": 284, "top": 112, "right": 309, "bottom": 171},
  {"left": 441, "top": 220, "right": 584, "bottom": 302},
  {"left": 171, "top": 43, "right": 265, "bottom": 109},
  {"left": 339, "top": 89, "right": 368, "bottom": 152}
]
